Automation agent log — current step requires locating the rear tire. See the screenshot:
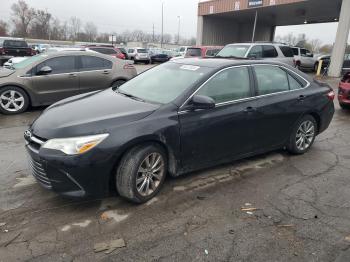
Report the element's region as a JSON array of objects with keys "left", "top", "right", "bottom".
[
  {"left": 116, "top": 144, "right": 167, "bottom": 204},
  {"left": 0, "top": 86, "right": 29, "bottom": 115},
  {"left": 287, "top": 115, "right": 317, "bottom": 155}
]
